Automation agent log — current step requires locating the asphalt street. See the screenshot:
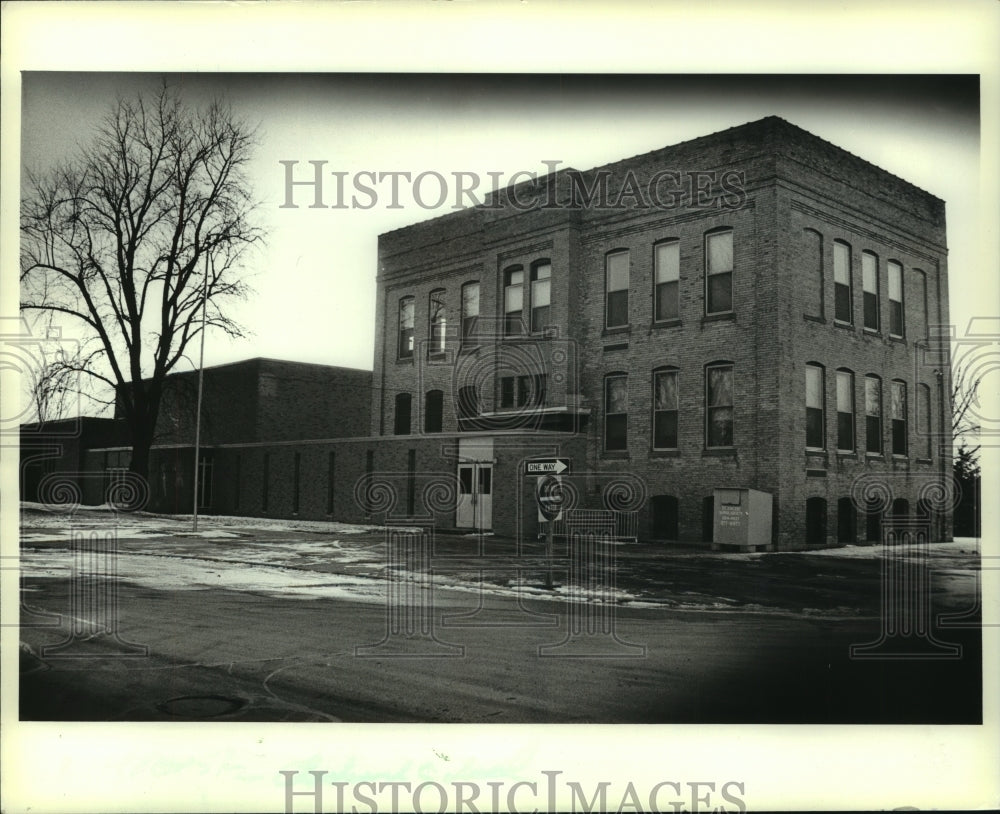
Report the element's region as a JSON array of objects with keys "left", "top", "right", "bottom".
[{"left": 17, "top": 519, "right": 983, "bottom": 724}]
